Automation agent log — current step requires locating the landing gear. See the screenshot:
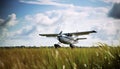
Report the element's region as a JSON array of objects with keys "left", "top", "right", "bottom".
[
  {"left": 70, "top": 44, "right": 75, "bottom": 48},
  {"left": 54, "top": 44, "right": 61, "bottom": 48}
]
